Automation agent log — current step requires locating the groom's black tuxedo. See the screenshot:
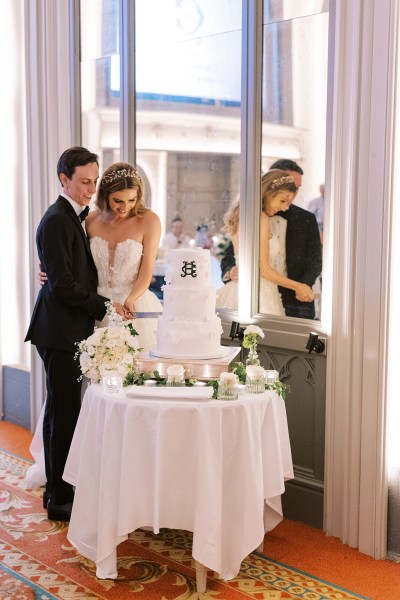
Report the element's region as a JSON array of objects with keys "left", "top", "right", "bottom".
[
  {"left": 277, "top": 204, "right": 322, "bottom": 319},
  {"left": 26, "top": 196, "right": 107, "bottom": 350},
  {"left": 25, "top": 196, "right": 108, "bottom": 507},
  {"left": 220, "top": 204, "right": 322, "bottom": 319}
]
